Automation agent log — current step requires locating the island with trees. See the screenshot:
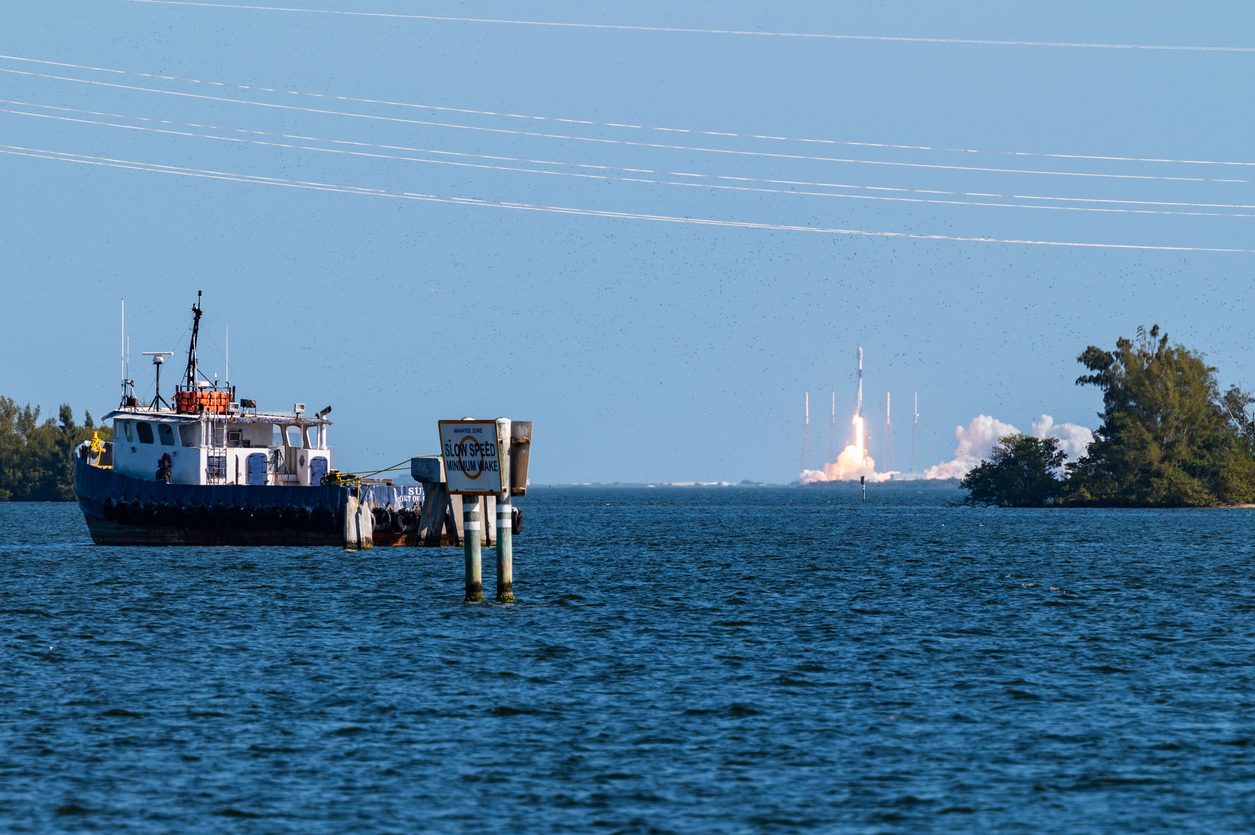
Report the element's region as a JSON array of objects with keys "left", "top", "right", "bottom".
[
  {"left": 0, "top": 399, "right": 110, "bottom": 501},
  {"left": 963, "top": 325, "right": 1255, "bottom": 507}
]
